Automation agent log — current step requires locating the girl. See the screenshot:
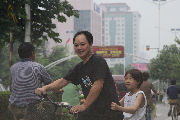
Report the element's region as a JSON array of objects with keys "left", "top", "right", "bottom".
[{"left": 111, "top": 69, "right": 147, "bottom": 120}]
